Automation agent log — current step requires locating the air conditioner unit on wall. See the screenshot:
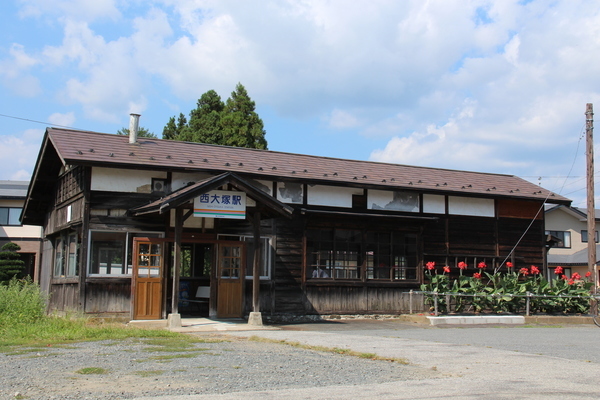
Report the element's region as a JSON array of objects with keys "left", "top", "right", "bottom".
[{"left": 152, "top": 178, "right": 167, "bottom": 193}]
